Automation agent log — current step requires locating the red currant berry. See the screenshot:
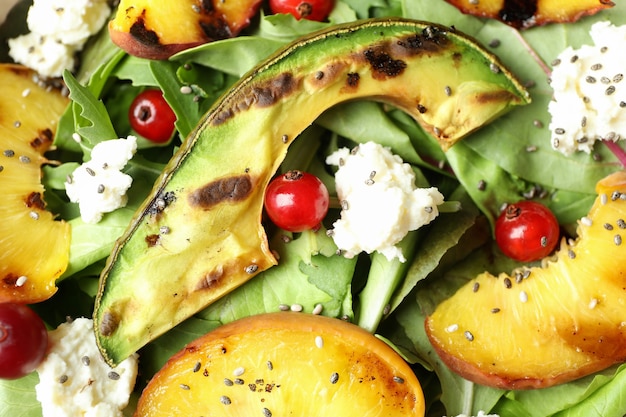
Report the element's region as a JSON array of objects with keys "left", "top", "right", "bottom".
[
  {"left": 269, "top": 0, "right": 335, "bottom": 21},
  {"left": 495, "top": 200, "right": 560, "bottom": 262},
  {"left": 264, "top": 170, "right": 330, "bottom": 232},
  {"left": 0, "top": 303, "right": 48, "bottom": 379},
  {"left": 129, "top": 89, "right": 177, "bottom": 143}
]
